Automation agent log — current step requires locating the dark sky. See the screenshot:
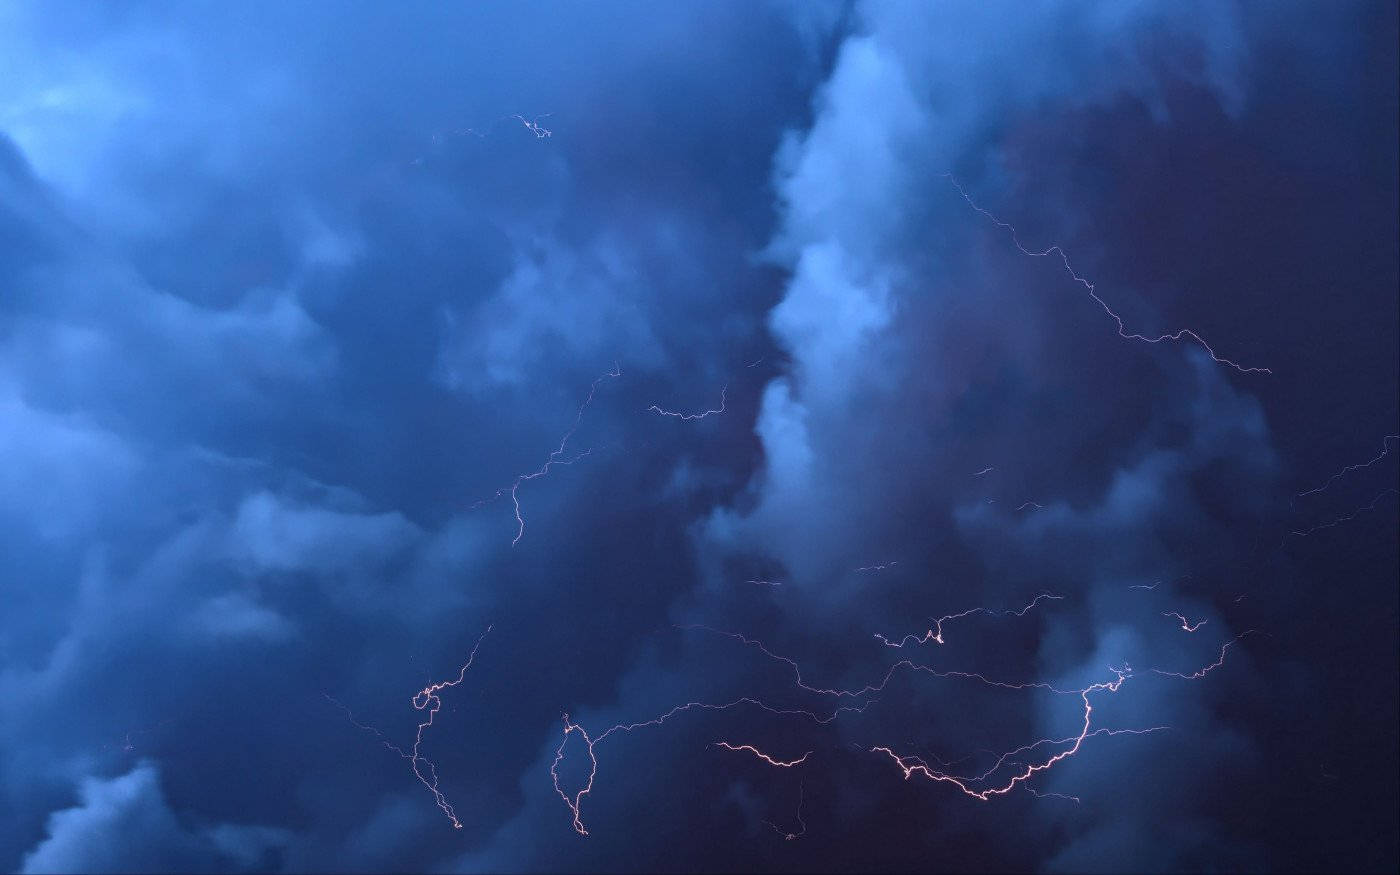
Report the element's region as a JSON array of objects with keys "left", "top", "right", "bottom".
[{"left": 2, "top": 2, "right": 1397, "bottom": 872}]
